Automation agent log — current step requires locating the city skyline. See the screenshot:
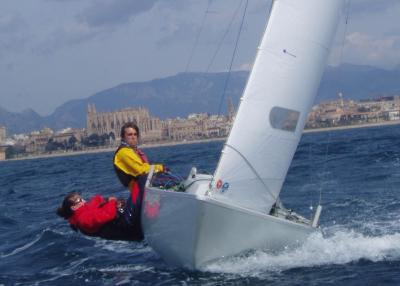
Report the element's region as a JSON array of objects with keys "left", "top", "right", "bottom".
[{"left": 1, "top": 0, "right": 399, "bottom": 116}]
